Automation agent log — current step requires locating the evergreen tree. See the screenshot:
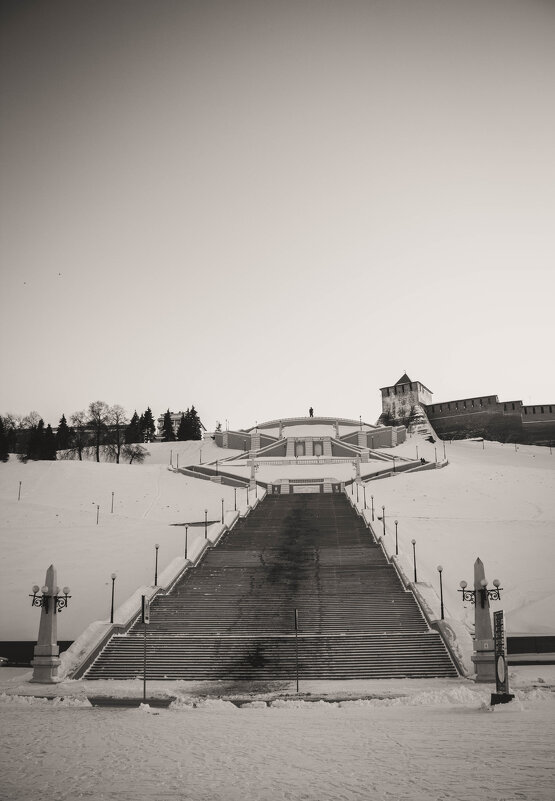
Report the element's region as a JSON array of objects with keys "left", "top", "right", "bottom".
[
  {"left": 0, "top": 416, "right": 10, "bottom": 461},
  {"left": 41, "top": 424, "right": 57, "bottom": 460},
  {"left": 142, "top": 407, "right": 156, "bottom": 442},
  {"left": 188, "top": 406, "right": 203, "bottom": 440},
  {"left": 26, "top": 419, "right": 44, "bottom": 460},
  {"left": 125, "top": 411, "right": 142, "bottom": 444},
  {"left": 176, "top": 413, "right": 189, "bottom": 441},
  {"left": 161, "top": 409, "right": 176, "bottom": 442},
  {"left": 55, "top": 414, "right": 71, "bottom": 451}
]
